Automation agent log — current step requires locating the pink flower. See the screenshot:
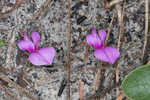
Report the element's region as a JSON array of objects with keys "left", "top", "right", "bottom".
[
  {"left": 86, "top": 27, "right": 120, "bottom": 64},
  {"left": 17, "top": 32, "right": 55, "bottom": 66}
]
